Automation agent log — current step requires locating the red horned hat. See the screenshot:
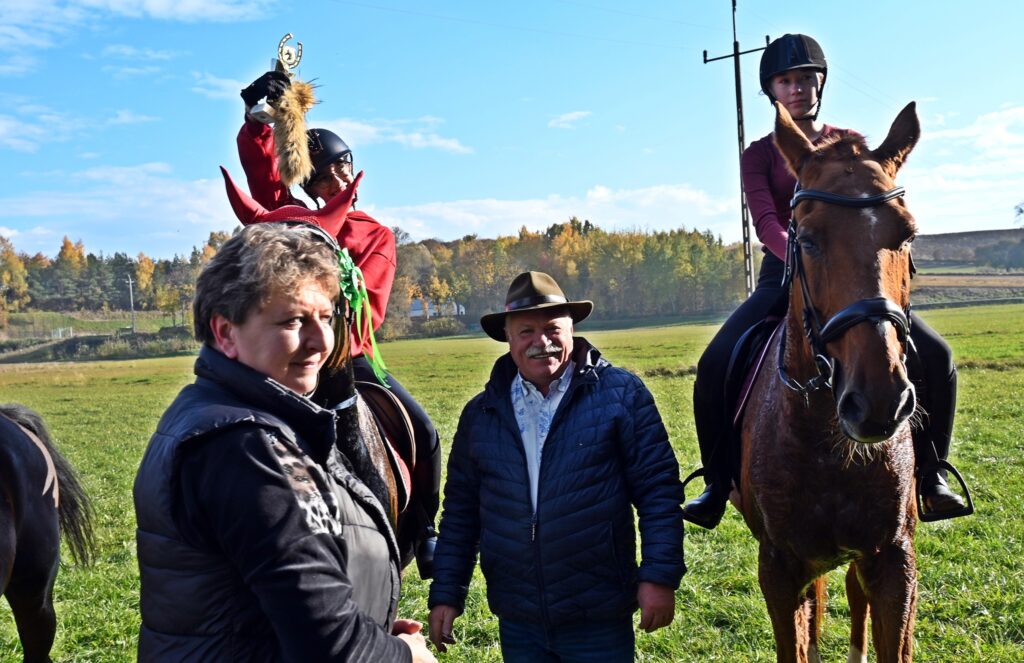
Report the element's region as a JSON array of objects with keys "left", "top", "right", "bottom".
[{"left": 219, "top": 166, "right": 363, "bottom": 238}]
